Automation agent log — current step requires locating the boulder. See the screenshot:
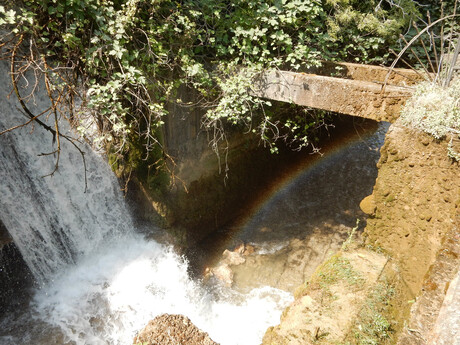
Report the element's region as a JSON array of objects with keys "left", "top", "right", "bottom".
[
  {"left": 133, "top": 314, "right": 218, "bottom": 345},
  {"left": 359, "top": 194, "right": 376, "bottom": 215},
  {"left": 207, "top": 264, "right": 234, "bottom": 287},
  {"left": 222, "top": 249, "right": 245, "bottom": 265}
]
